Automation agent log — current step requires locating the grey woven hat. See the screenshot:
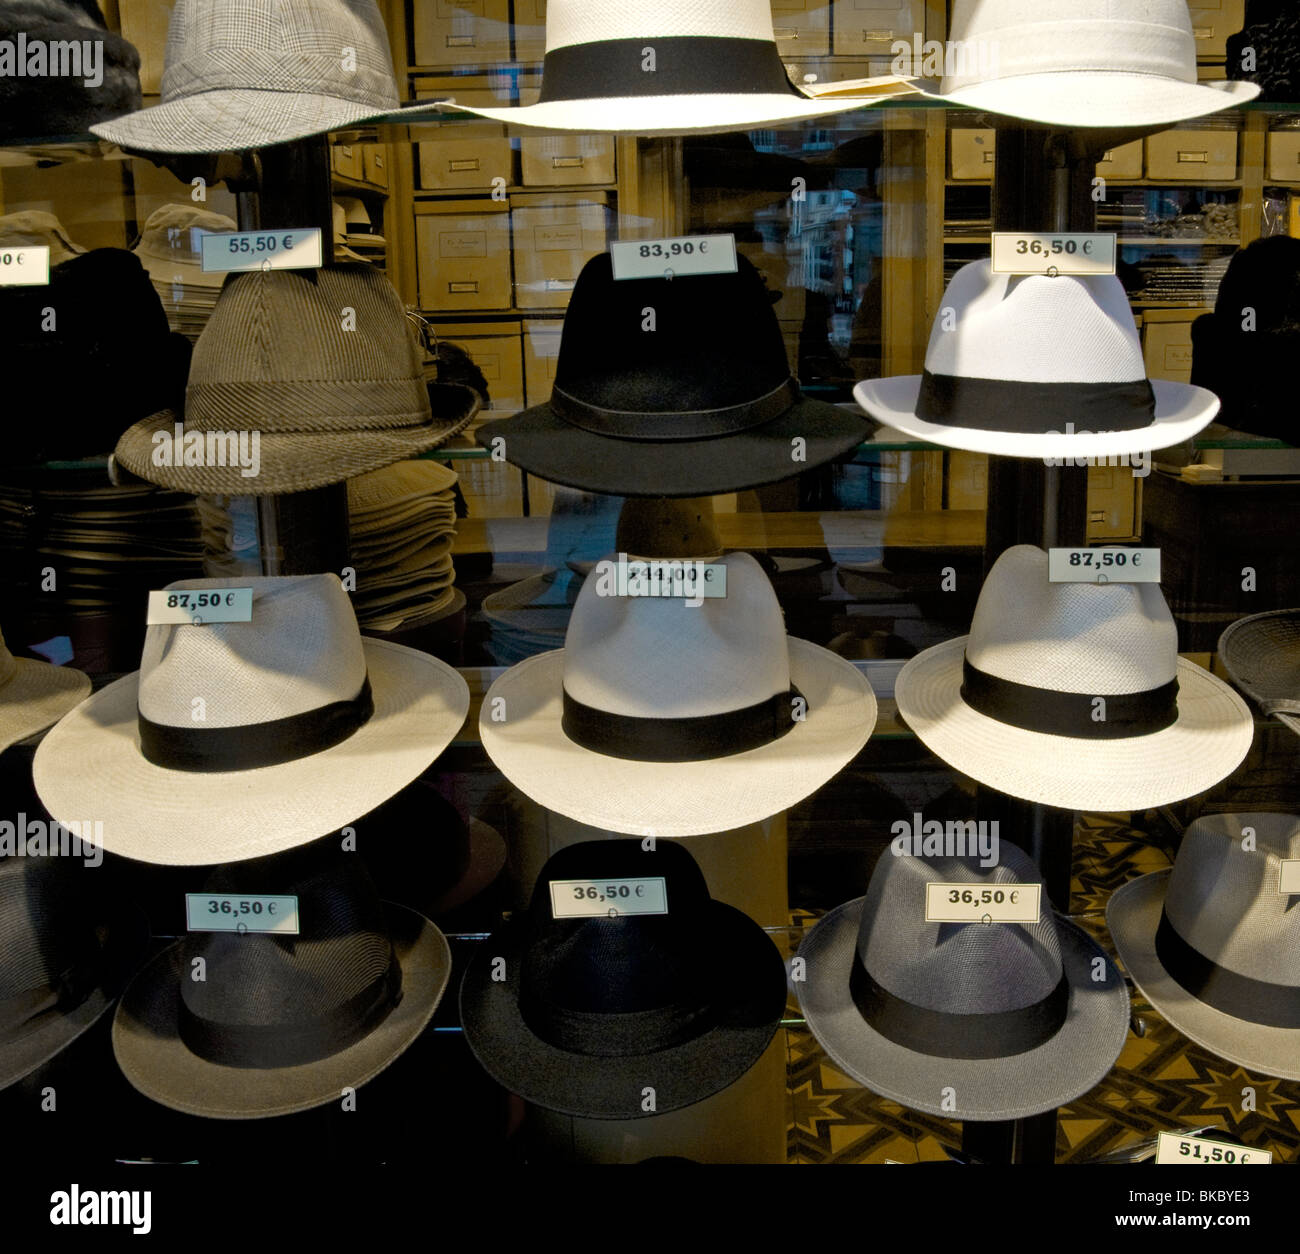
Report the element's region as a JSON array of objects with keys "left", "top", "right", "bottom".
[
  {"left": 795, "top": 842, "right": 1130, "bottom": 1120},
  {"left": 113, "top": 265, "right": 479, "bottom": 496},
  {"left": 1218, "top": 610, "right": 1300, "bottom": 737},
  {"left": 90, "top": 0, "right": 400, "bottom": 154},
  {"left": 1108, "top": 813, "right": 1300, "bottom": 1081}
]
